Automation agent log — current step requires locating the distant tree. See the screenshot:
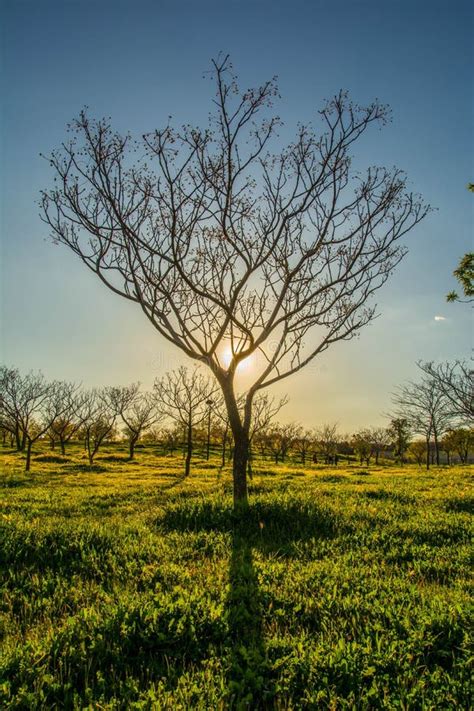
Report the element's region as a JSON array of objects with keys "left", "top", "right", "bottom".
[
  {"left": 442, "top": 427, "right": 473, "bottom": 464},
  {"left": 0, "top": 369, "right": 68, "bottom": 471},
  {"left": 158, "top": 425, "right": 182, "bottom": 454},
  {"left": 351, "top": 429, "right": 373, "bottom": 465},
  {"left": 418, "top": 360, "right": 473, "bottom": 422},
  {"left": 1, "top": 366, "right": 28, "bottom": 451},
  {"left": 154, "top": 367, "right": 218, "bottom": 477},
  {"left": 265, "top": 422, "right": 301, "bottom": 464},
  {"left": 106, "top": 384, "right": 162, "bottom": 459},
  {"left": 47, "top": 382, "right": 86, "bottom": 455},
  {"left": 316, "top": 423, "right": 340, "bottom": 463},
  {"left": 41, "top": 56, "right": 429, "bottom": 507},
  {"left": 408, "top": 440, "right": 426, "bottom": 466},
  {"left": 247, "top": 394, "right": 288, "bottom": 474},
  {"left": 293, "top": 428, "right": 315, "bottom": 465},
  {"left": 367, "top": 426, "right": 391, "bottom": 465},
  {"left": 387, "top": 418, "right": 411, "bottom": 465},
  {"left": 81, "top": 390, "right": 116, "bottom": 465},
  {"left": 391, "top": 375, "right": 452, "bottom": 468}
]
